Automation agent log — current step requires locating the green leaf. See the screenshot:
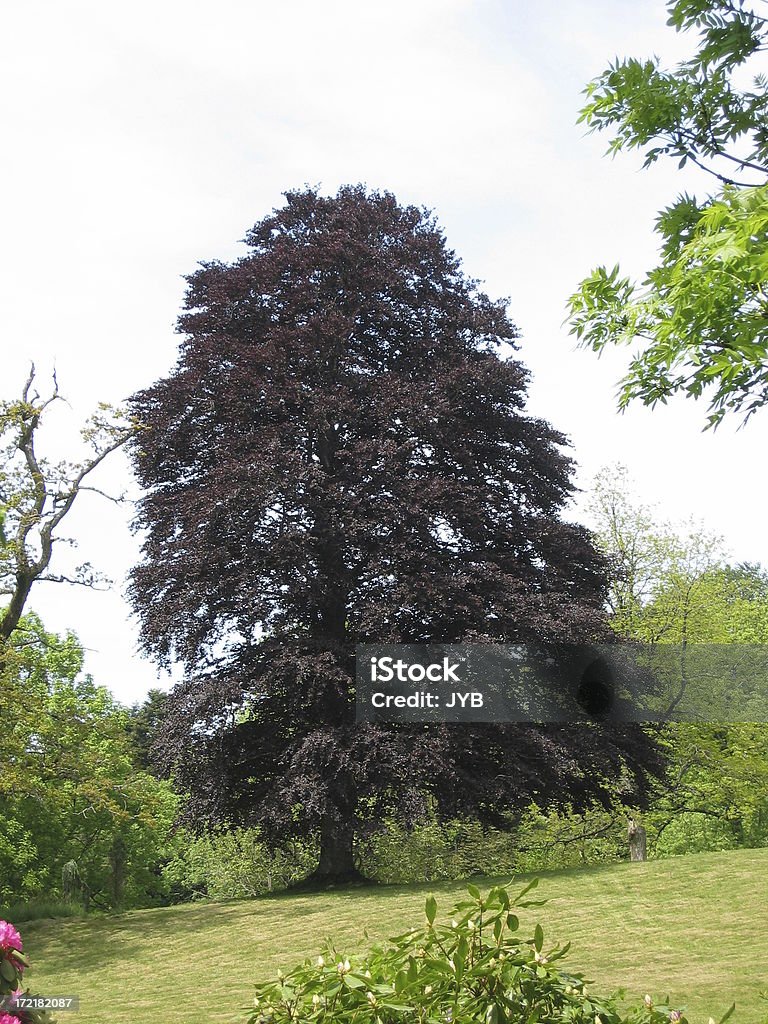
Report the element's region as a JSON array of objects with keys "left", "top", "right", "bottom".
[
  {"left": 428, "top": 960, "right": 454, "bottom": 975},
  {"left": 467, "top": 883, "right": 482, "bottom": 901},
  {"left": 515, "top": 878, "right": 539, "bottom": 902},
  {"left": 534, "top": 923, "right": 544, "bottom": 952},
  {"left": 546, "top": 942, "right": 571, "bottom": 962},
  {"left": 0, "top": 959, "right": 16, "bottom": 983},
  {"left": 718, "top": 1003, "right": 736, "bottom": 1024},
  {"left": 425, "top": 895, "right": 437, "bottom": 926}
]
